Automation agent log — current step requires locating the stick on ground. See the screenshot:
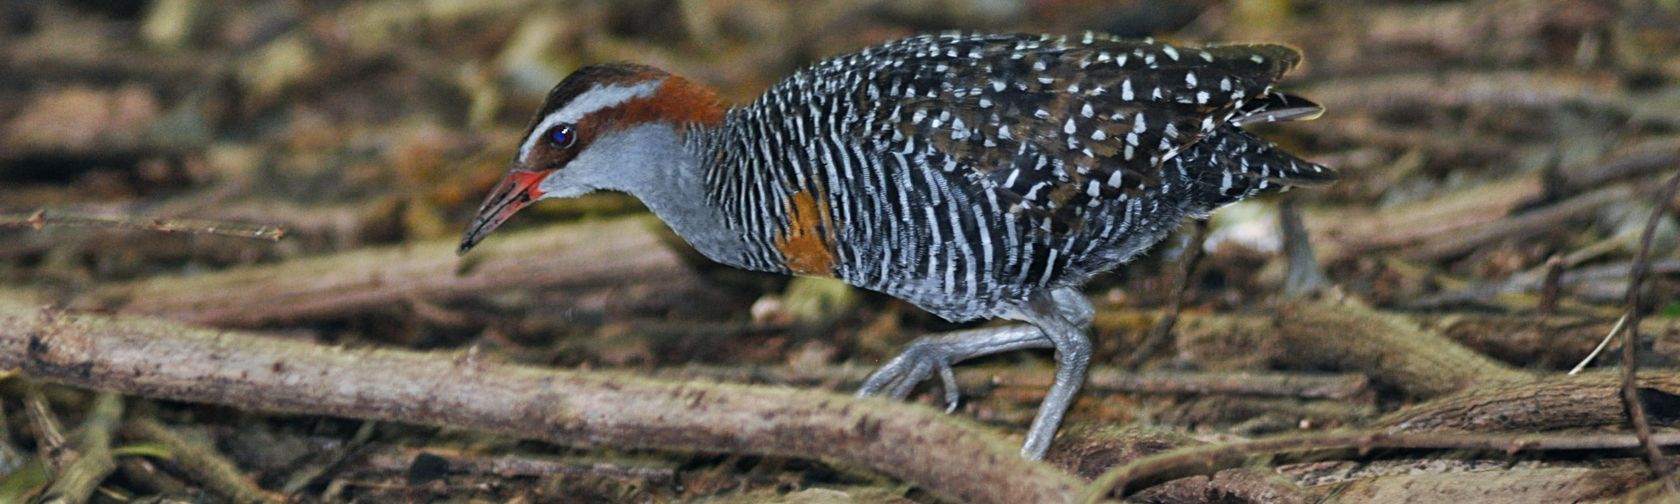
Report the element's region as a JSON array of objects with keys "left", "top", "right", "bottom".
[
  {"left": 122, "top": 418, "right": 281, "bottom": 503},
  {"left": 1619, "top": 168, "right": 1680, "bottom": 484},
  {"left": 0, "top": 298, "right": 1083, "bottom": 504},
  {"left": 1082, "top": 429, "right": 1680, "bottom": 501},
  {"left": 0, "top": 210, "right": 285, "bottom": 241},
  {"left": 38, "top": 392, "right": 123, "bottom": 504}
]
